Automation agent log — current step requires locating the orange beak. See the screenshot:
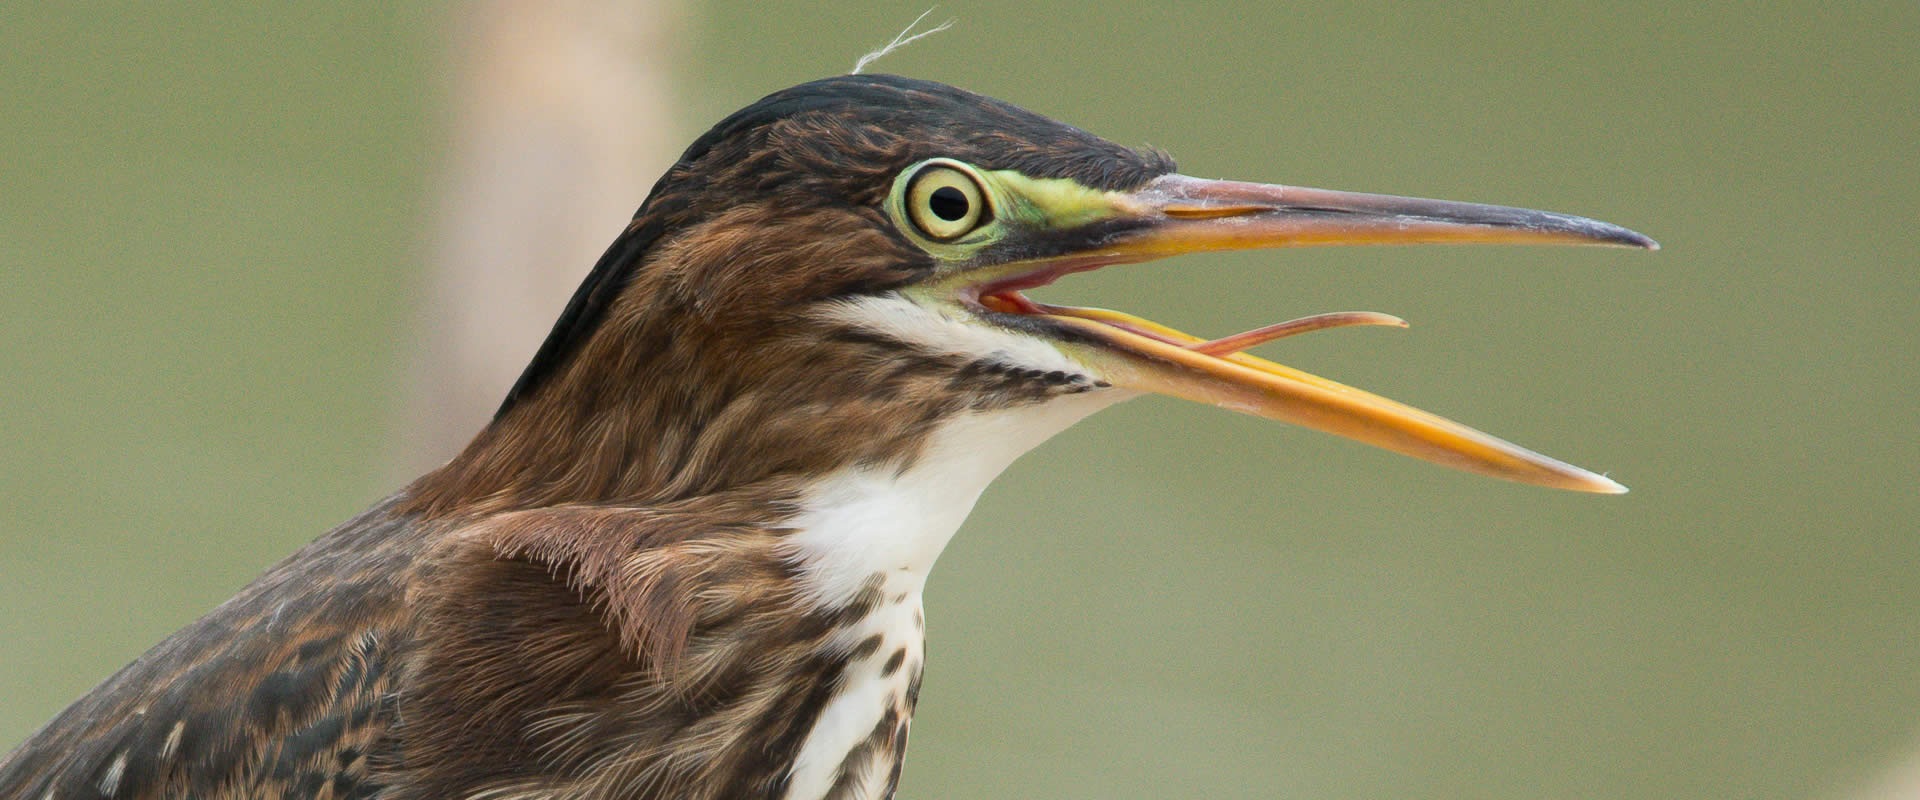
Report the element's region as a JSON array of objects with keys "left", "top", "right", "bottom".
[{"left": 983, "top": 174, "right": 1656, "bottom": 493}]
